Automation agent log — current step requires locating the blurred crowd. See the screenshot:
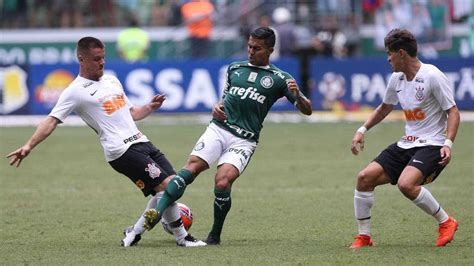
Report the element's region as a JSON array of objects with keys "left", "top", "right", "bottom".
[{"left": 1, "top": 0, "right": 473, "bottom": 58}]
